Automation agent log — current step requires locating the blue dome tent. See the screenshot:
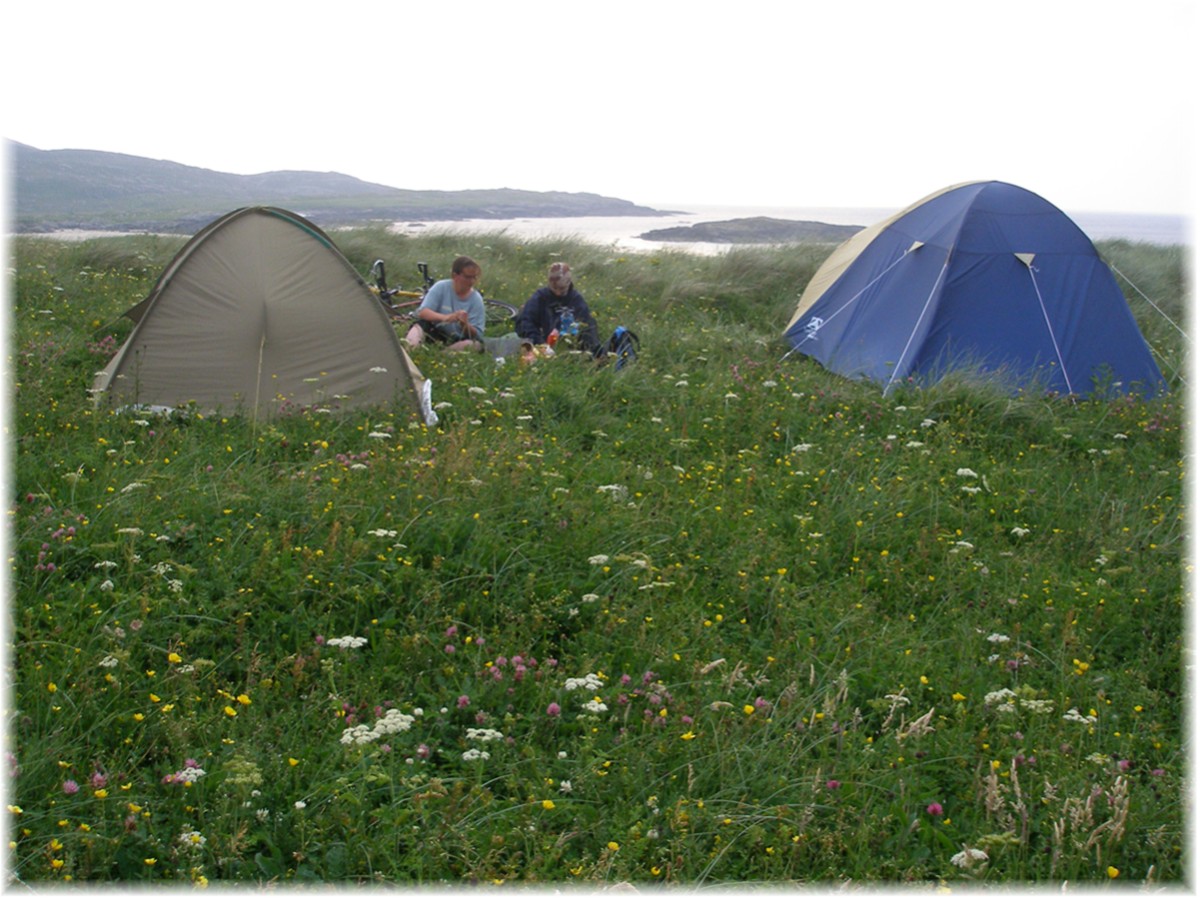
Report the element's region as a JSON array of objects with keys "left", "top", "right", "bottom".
[{"left": 782, "top": 181, "right": 1165, "bottom": 397}]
